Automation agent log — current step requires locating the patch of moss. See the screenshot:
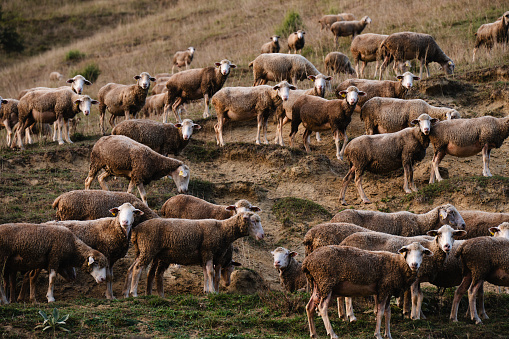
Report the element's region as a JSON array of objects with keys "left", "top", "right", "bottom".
[{"left": 271, "top": 197, "right": 332, "bottom": 224}]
